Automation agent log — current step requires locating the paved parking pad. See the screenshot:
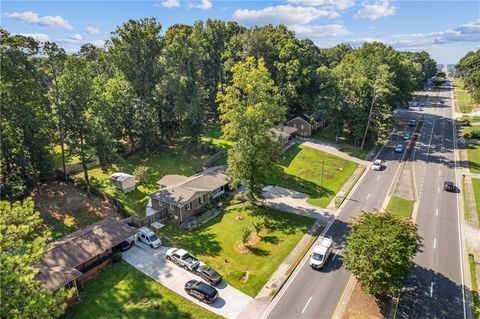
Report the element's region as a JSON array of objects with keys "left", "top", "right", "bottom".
[{"left": 123, "top": 244, "right": 252, "bottom": 319}]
